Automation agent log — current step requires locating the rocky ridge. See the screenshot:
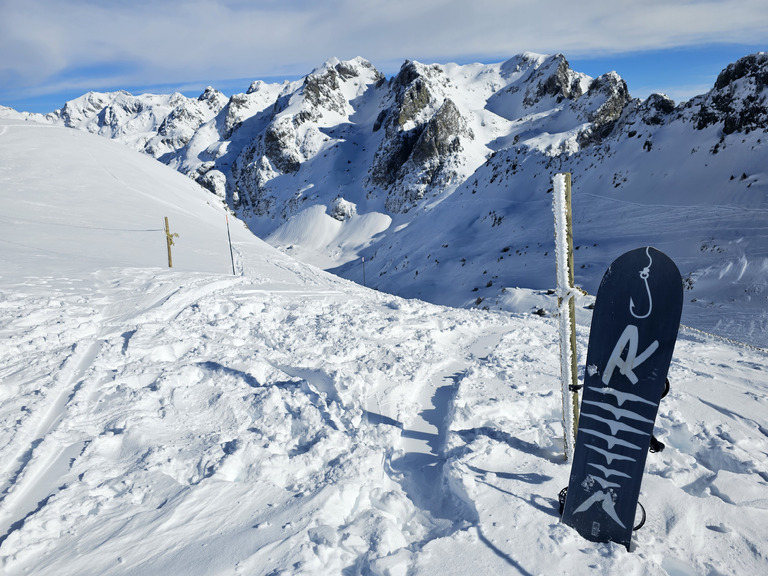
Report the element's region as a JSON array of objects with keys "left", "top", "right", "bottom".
[{"left": 30, "top": 53, "right": 643, "bottom": 224}]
